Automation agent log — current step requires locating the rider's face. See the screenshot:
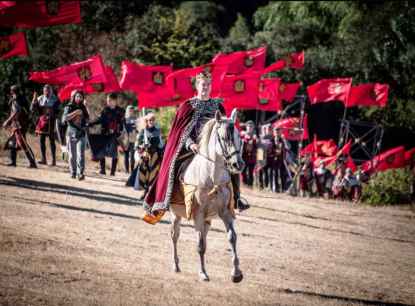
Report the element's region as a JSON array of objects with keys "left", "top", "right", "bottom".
[{"left": 196, "top": 79, "right": 211, "bottom": 98}]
